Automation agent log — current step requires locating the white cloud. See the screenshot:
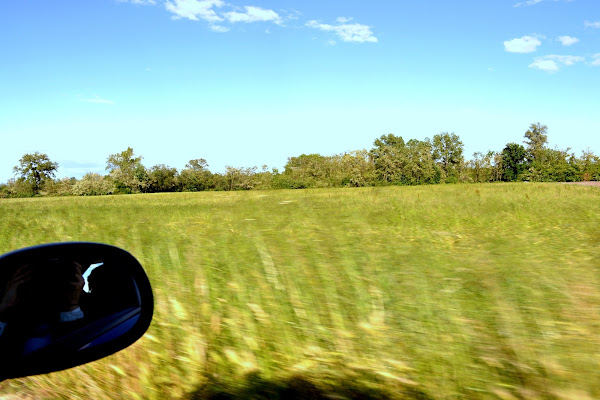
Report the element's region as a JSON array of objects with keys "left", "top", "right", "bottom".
[
  {"left": 529, "top": 54, "right": 585, "bottom": 72},
  {"left": 504, "top": 35, "right": 542, "bottom": 53},
  {"left": 210, "top": 24, "right": 229, "bottom": 32},
  {"left": 306, "top": 19, "right": 378, "bottom": 43},
  {"left": 514, "top": 0, "right": 543, "bottom": 7},
  {"left": 224, "top": 6, "right": 281, "bottom": 24},
  {"left": 557, "top": 35, "right": 579, "bottom": 46},
  {"left": 547, "top": 54, "right": 584, "bottom": 65},
  {"left": 591, "top": 54, "right": 600, "bottom": 66},
  {"left": 529, "top": 59, "right": 559, "bottom": 72},
  {"left": 280, "top": 9, "right": 301, "bottom": 21},
  {"left": 584, "top": 21, "right": 600, "bottom": 29},
  {"left": 80, "top": 96, "right": 114, "bottom": 105},
  {"left": 117, "top": 0, "right": 156, "bottom": 4},
  {"left": 164, "top": 0, "right": 224, "bottom": 22},
  {"left": 514, "top": 0, "right": 574, "bottom": 7},
  {"left": 336, "top": 17, "right": 353, "bottom": 23}
]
